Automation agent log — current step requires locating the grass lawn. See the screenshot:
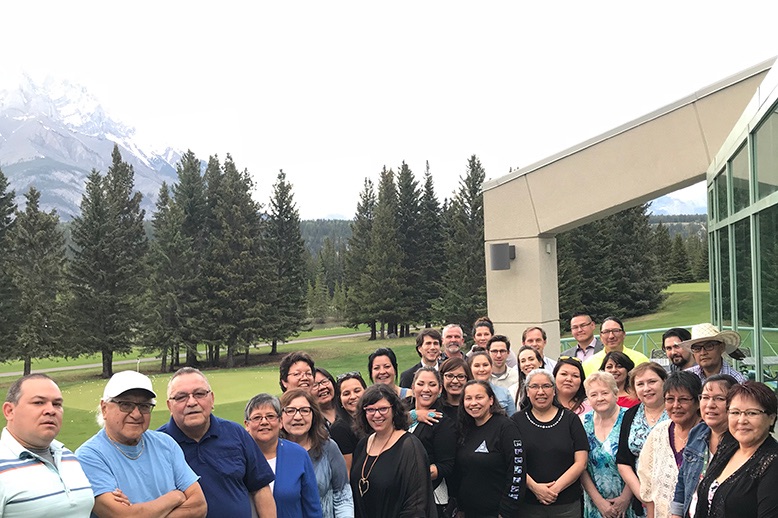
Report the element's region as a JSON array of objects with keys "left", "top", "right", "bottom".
[
  {"left": 1, "top": 284, "right": 710, "bottom": 449},
  {"left": 7, "top": 333, "right": 419, "bottom": 449}
]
